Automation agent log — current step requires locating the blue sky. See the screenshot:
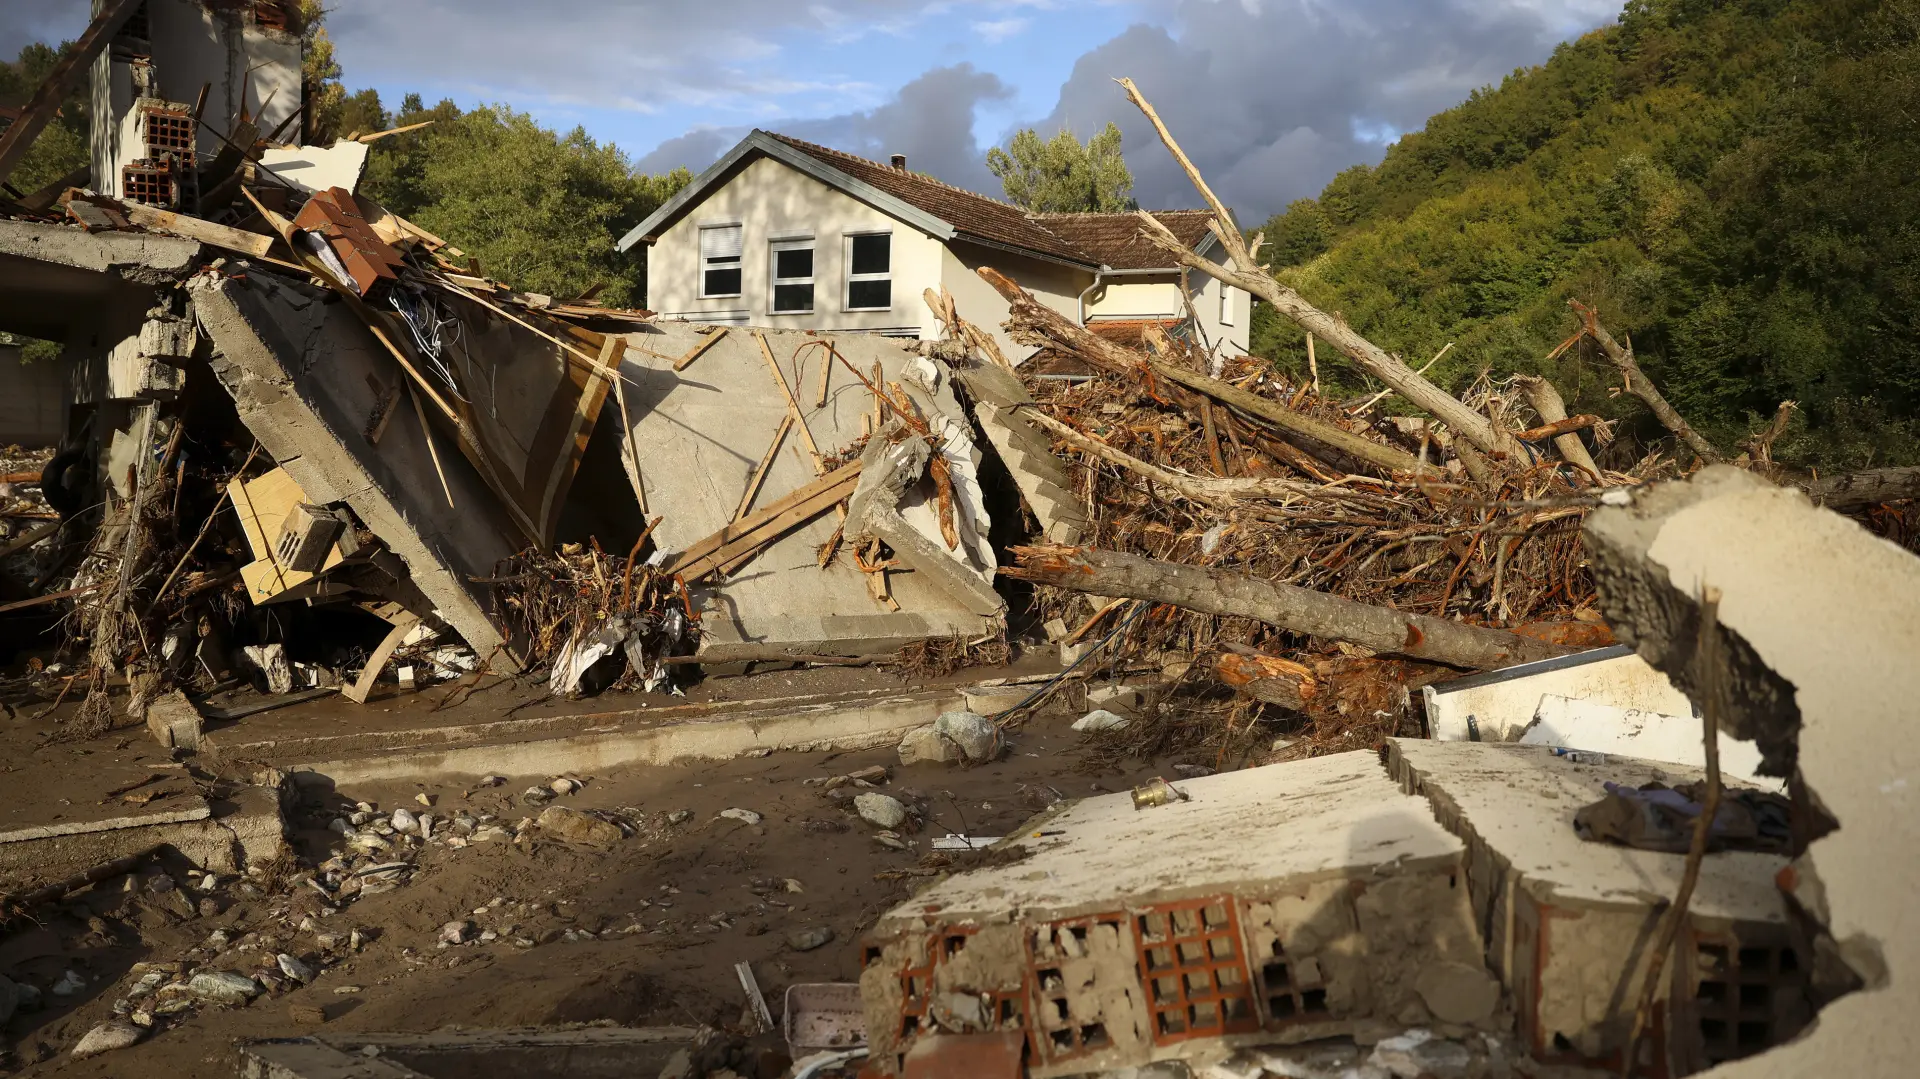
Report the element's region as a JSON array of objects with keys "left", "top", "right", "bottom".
[{"left": 4, "top": 0, "right": 1624, "bottom": 221}]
